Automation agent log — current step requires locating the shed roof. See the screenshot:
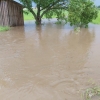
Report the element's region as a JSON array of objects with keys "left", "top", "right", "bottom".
[
  {"left": 0, "top": 0, "right": 23, "bottom": 7},
  {"left": 12, "top": 0, "right": 23, "bottom": 6}
]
